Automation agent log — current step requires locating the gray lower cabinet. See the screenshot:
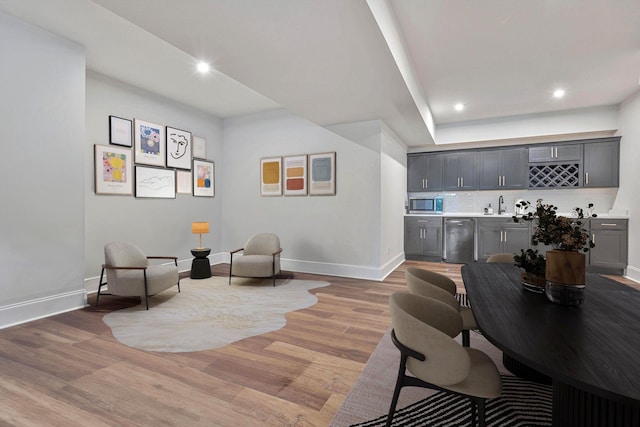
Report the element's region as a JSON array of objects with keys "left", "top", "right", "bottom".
[
  {"left": 583, "top": 140, "right": 620, "bottom": 188},
  {"left": 588, "top": 218, "right": 628, "bottom": 272},
  {"left": 478, "top": 147, "right": 528, "bottom": 190},
  {"left": 405, "top": 216, "right": 443, "bottom": 260},
  {"left": 477, "top": 218, "right": 530, "bottom": 261},
  {"left": 407, "top": 153, "right": 443, "bottom": 191}
]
